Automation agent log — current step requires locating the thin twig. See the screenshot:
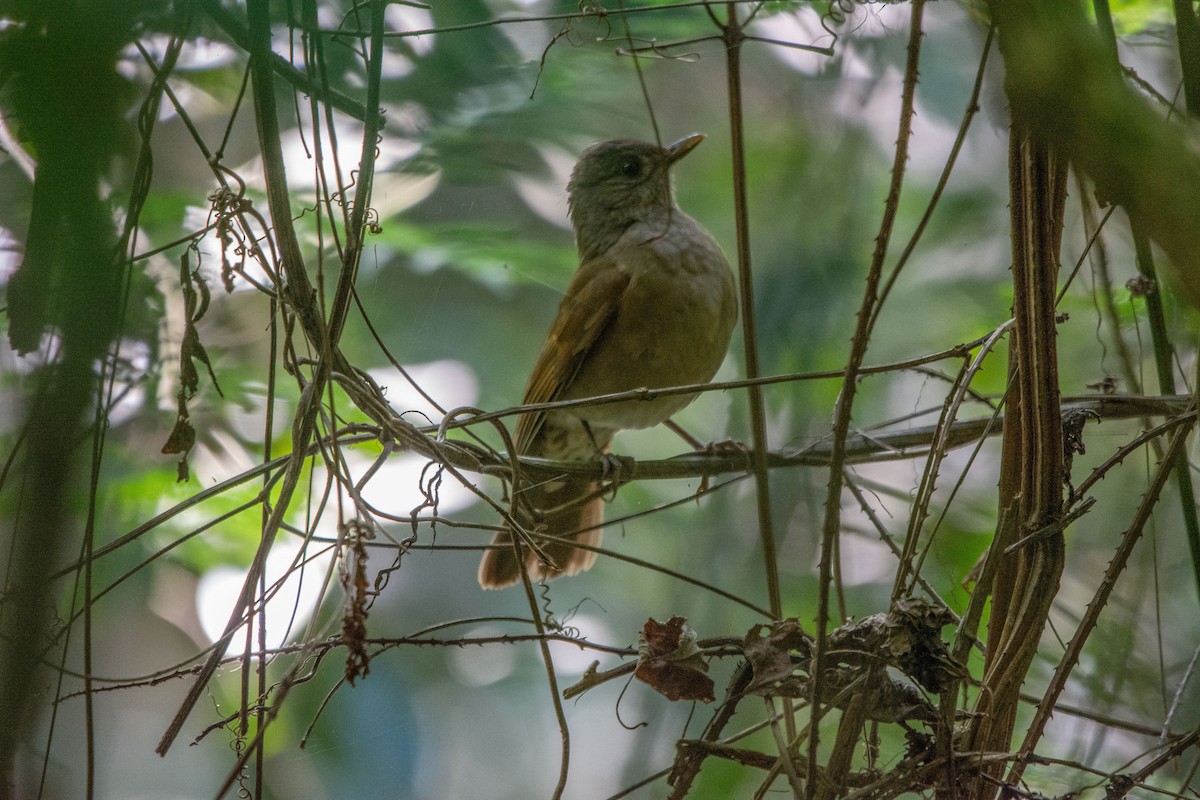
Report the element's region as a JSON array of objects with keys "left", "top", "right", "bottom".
[
  {"left": 719, "top": 3, "right": 781, "bottom": 622},
  {"left": 891, "top": 318, "right": 1014, "bottom": 598},
  {"left": 809, "top": 4, "right": 926, "bottom": 796},
  {"left": 869, "top": 22, "right": 995, "bottom": 333},
  {"left": 156, "top": 0, "right": 336, "bottom": 760}
]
